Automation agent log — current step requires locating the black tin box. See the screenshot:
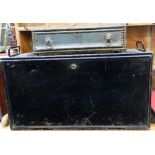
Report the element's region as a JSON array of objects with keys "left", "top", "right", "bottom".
[{"left": 0, "top": 50, "right": 153, "bottom": 130}]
